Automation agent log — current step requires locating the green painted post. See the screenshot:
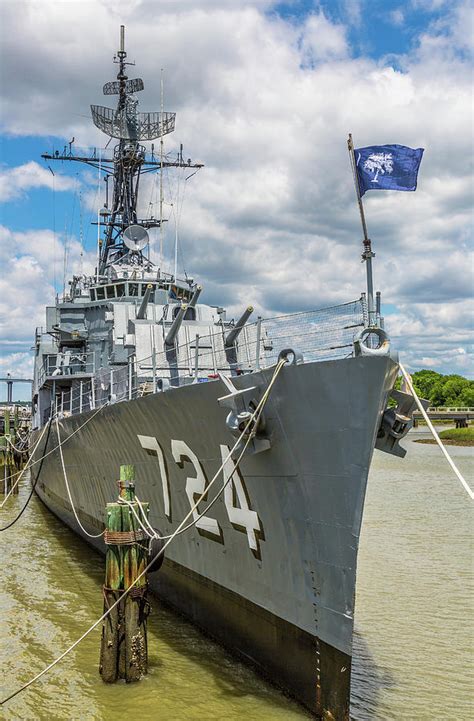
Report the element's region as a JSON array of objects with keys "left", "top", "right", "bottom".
[
  {"left": 2, "top": 409, "right": 16, "bottom": 495},
  {"left": 99, "top": 464, "right": 150, "bottom": 684},
  {"left": 99, "top": 502, "right": 123, "bottom": 683}
]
